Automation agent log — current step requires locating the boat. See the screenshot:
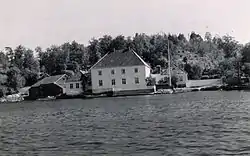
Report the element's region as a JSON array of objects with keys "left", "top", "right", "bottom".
[
  {"left": 37, "top": 96, "right": 56, "bottom": 101},
  {"left": 155, "top": 89, "right": 174, "bottom": 94},
  {"left": 0, "top": 94, "right": 24, "bottom": 103}
]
